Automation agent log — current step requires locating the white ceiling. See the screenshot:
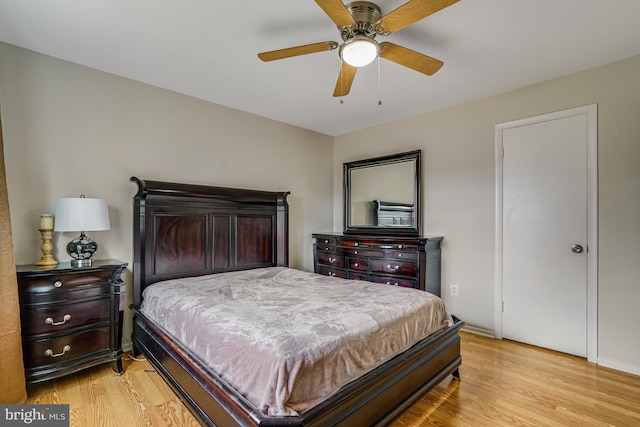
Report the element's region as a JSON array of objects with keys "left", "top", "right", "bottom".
[{"left": 1, "top": 0, "right": 640, "bottom": 136}]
